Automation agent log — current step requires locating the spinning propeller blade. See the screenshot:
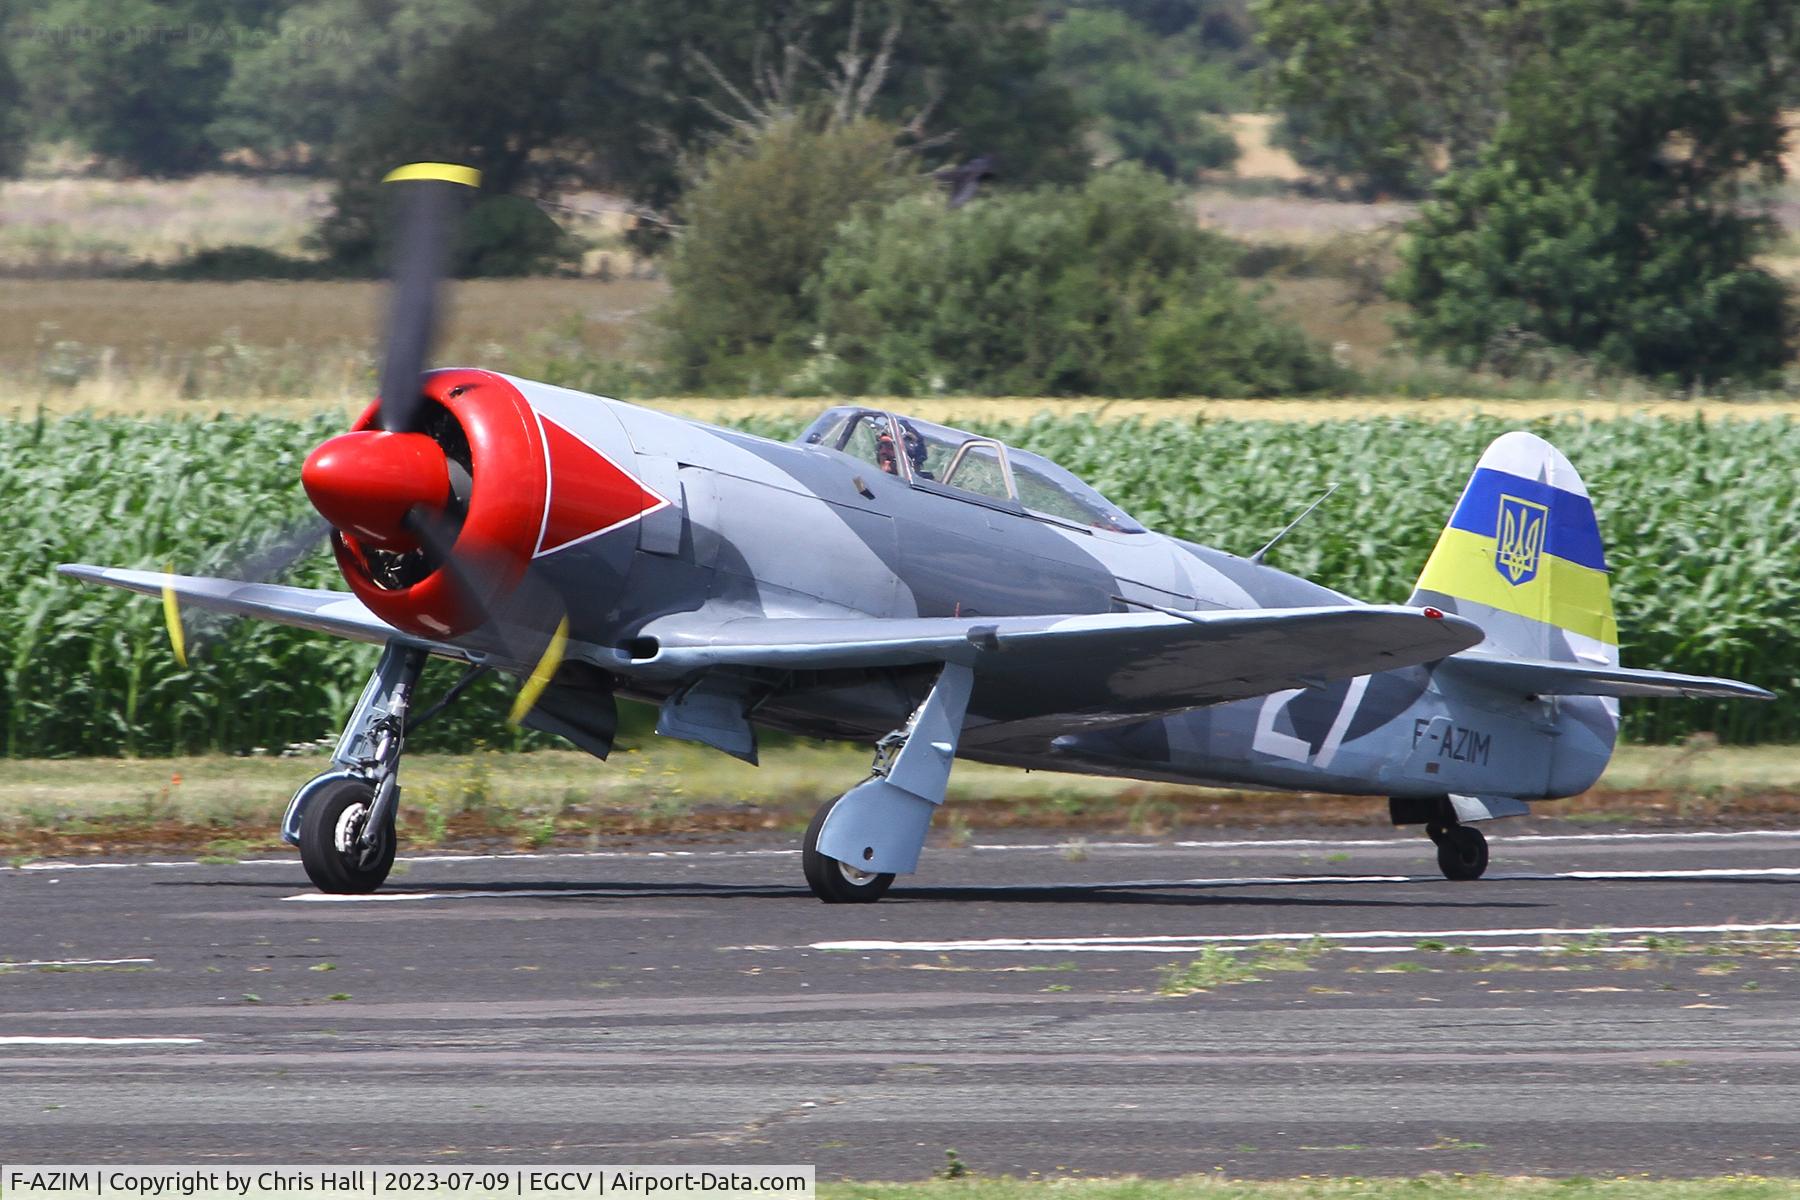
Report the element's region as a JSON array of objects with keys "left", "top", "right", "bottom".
[
  {"left": 159, "top": 516, "right": 332, "bottom": 662},
  {"left": 400, "top": 491, "right": 569, "bottom": 724},
  {"left": 161, "top": 566, "right": 187, "bottom": 668},
  {"left": 508, "top": 616, "right": 570, "bottom": 727},
  {"left": 375, "top": 163, "right": 480, "bottom": 434}
]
